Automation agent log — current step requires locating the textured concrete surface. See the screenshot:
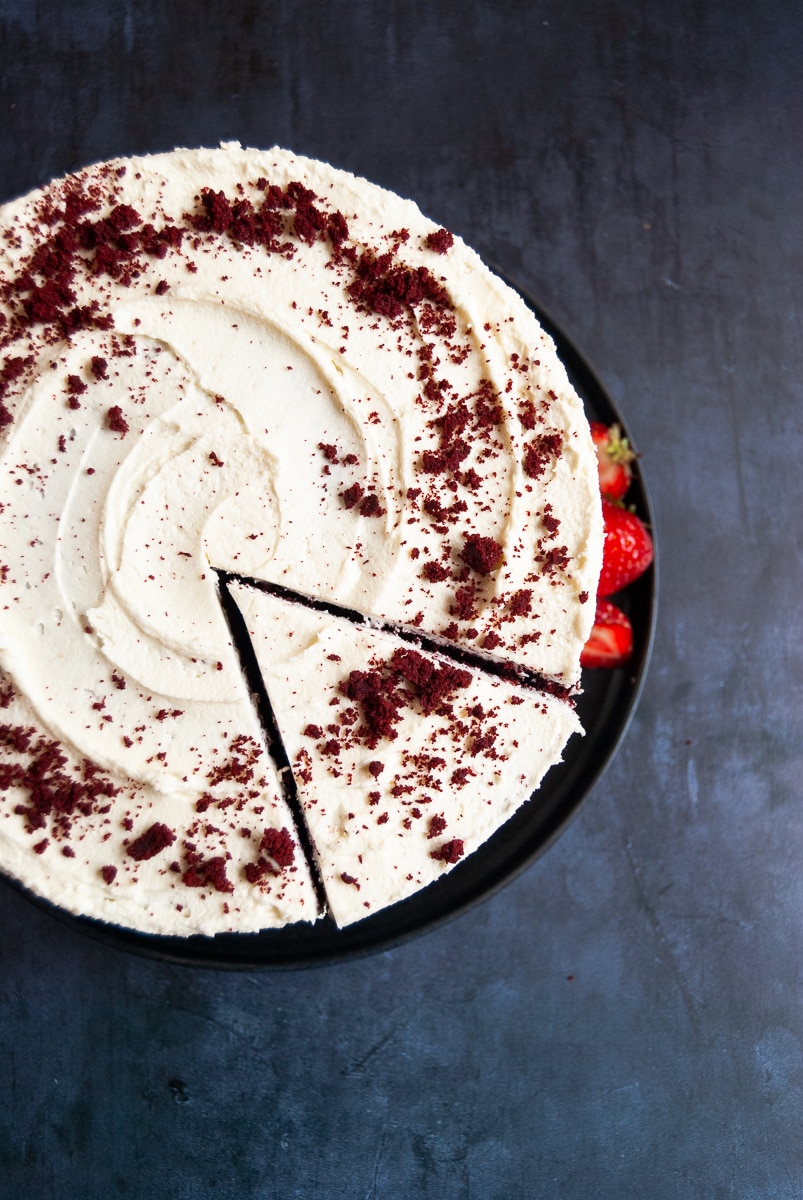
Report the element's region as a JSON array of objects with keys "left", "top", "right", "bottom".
[{"left": 1, "top": 2, "right": 801, "bottom": 1197}]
